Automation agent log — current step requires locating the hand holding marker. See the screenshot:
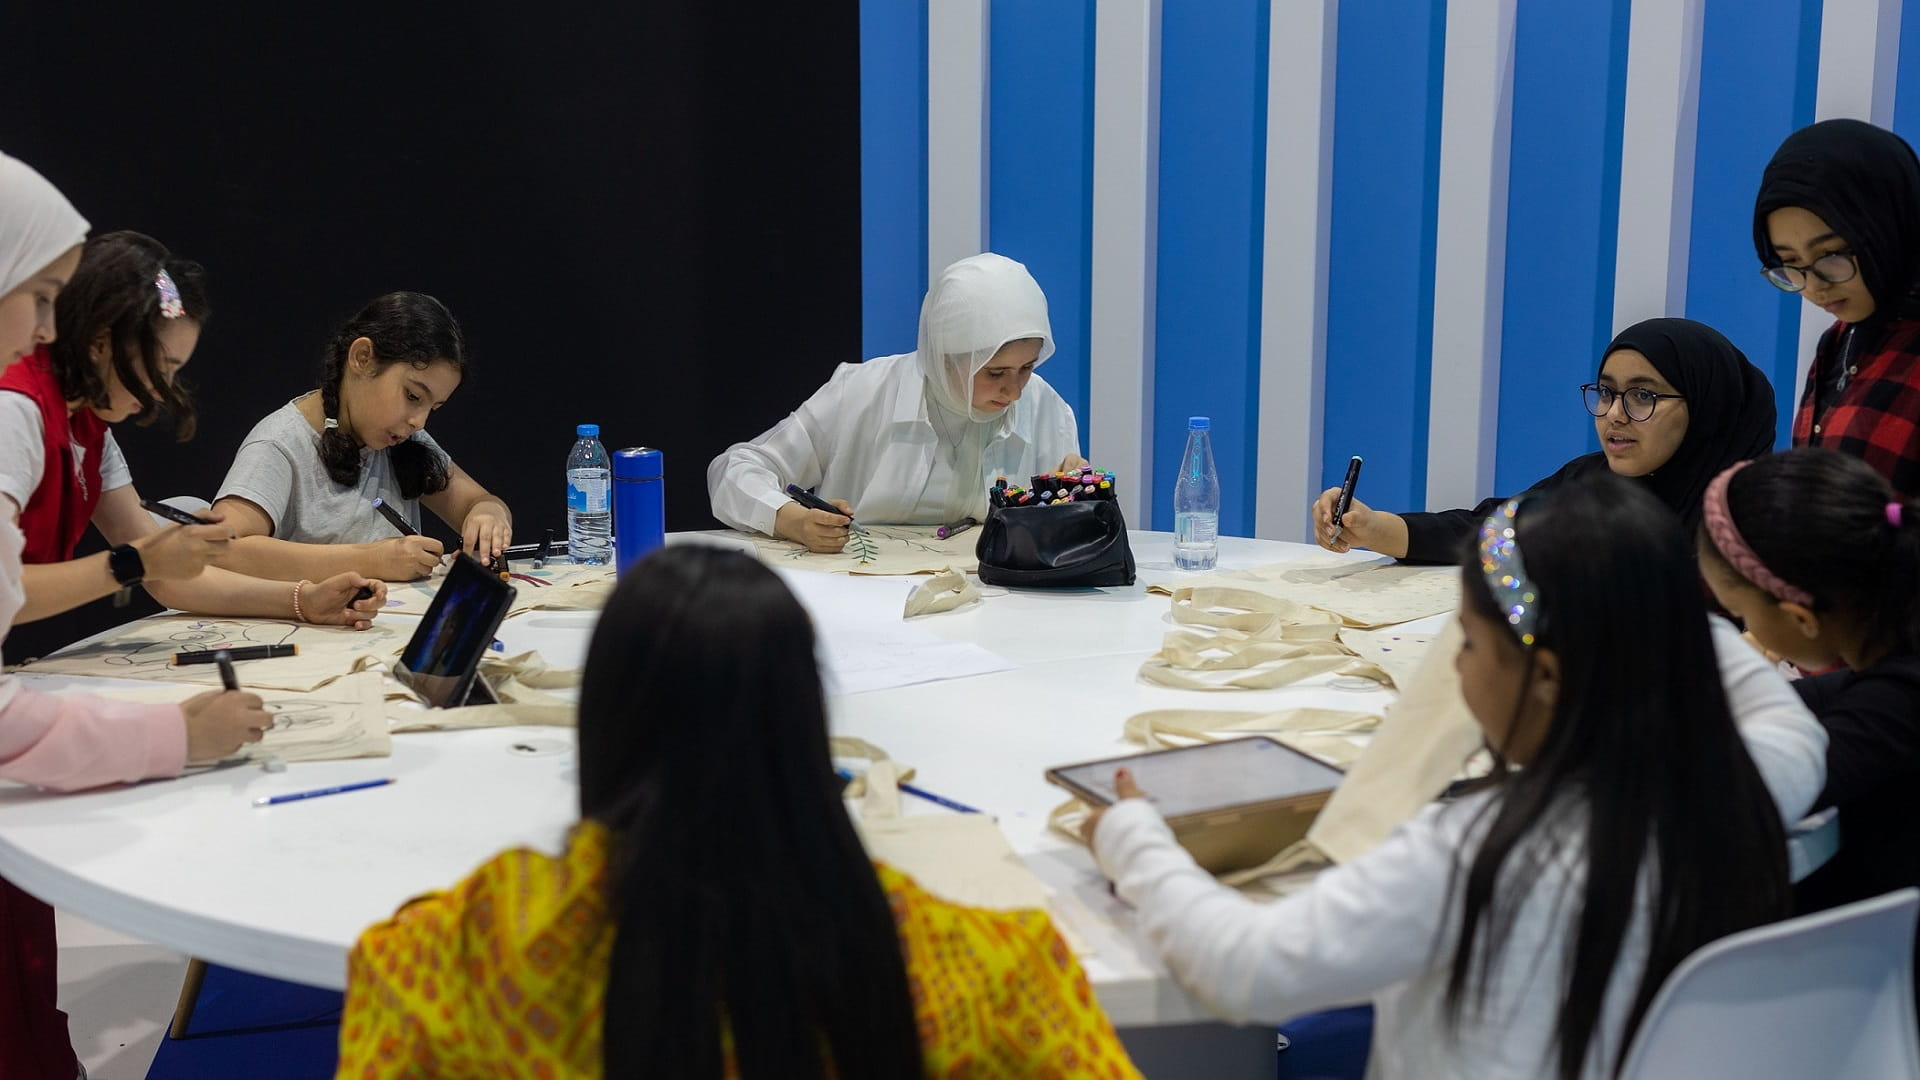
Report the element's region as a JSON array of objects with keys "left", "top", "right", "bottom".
[
  {"left": 784, "top": 484, "right": 867, "bottom": 535},
  {"left": 1329, "top": 456, "right": 1363, "bottom": 544}
]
